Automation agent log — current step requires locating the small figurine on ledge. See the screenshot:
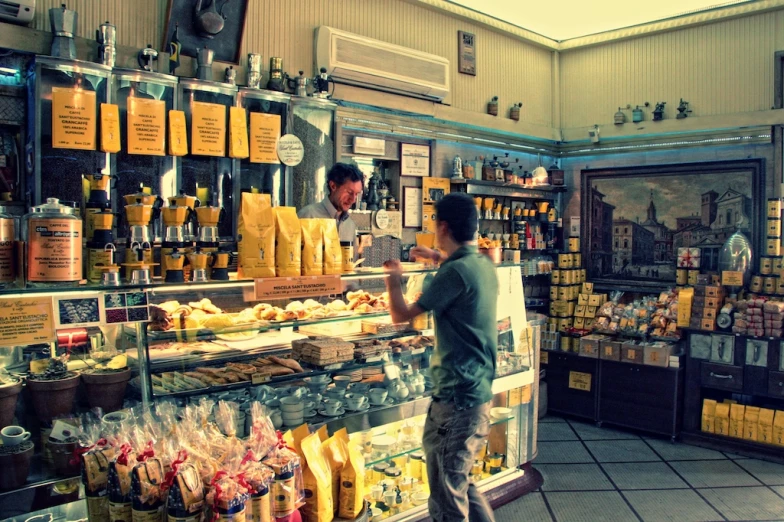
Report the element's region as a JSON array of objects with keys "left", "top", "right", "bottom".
[
  {"left": 653, "top": 101, "right": 666, "bottom": 121},
  {"left": 676, "top": 99, "right": 692, "bottom": 119}
]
